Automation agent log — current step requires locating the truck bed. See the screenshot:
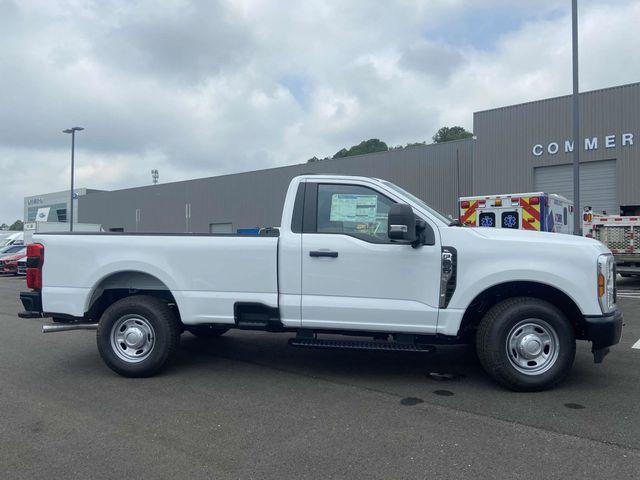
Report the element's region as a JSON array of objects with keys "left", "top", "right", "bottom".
[{"left": 36, "top": 232, "right": 279, "bottom": 324}]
